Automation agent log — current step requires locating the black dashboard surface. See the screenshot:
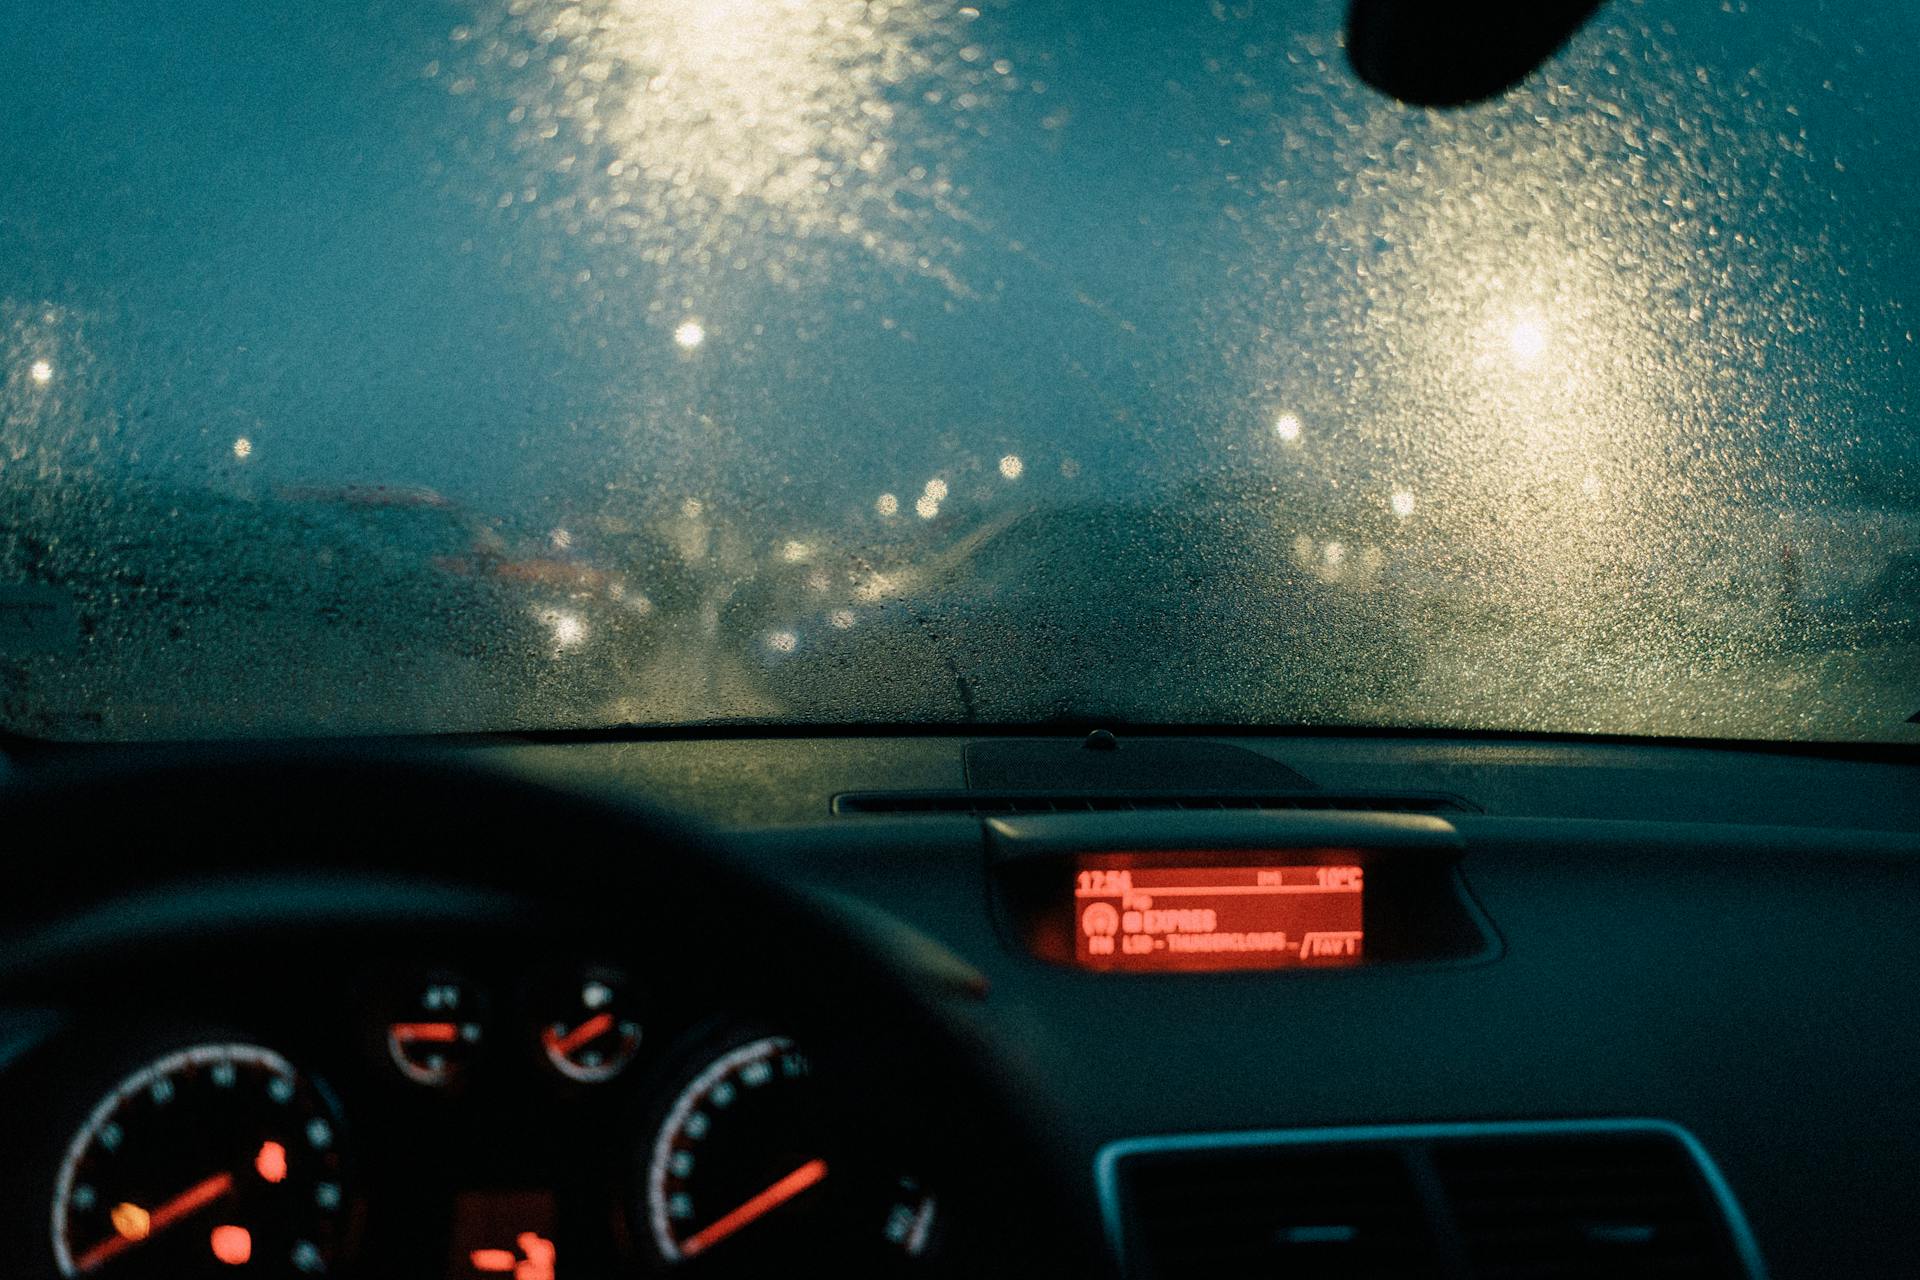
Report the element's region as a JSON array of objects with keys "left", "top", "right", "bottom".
[
  {"left": 487, "top": 731, "right": 1920, "bottom": 831},
  {"left": 1, "top": 730, "right": 1916, "bottom": 1279}
]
